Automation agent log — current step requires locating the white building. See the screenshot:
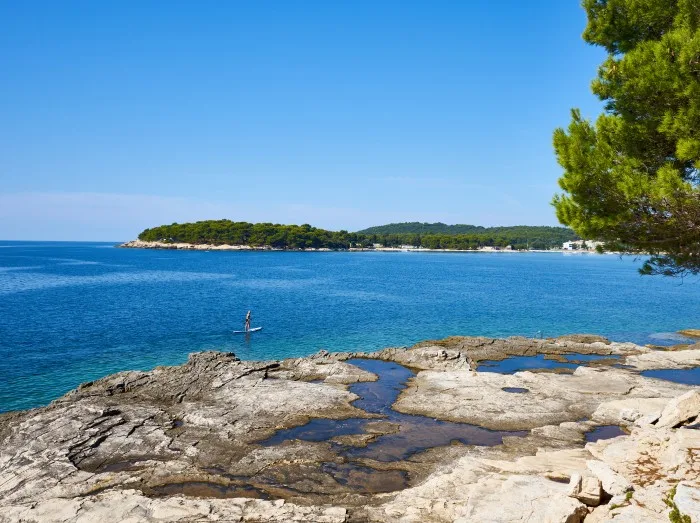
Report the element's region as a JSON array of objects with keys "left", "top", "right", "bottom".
[{"left": 563, "top": 240, "right": 604, "bottom": 251}]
